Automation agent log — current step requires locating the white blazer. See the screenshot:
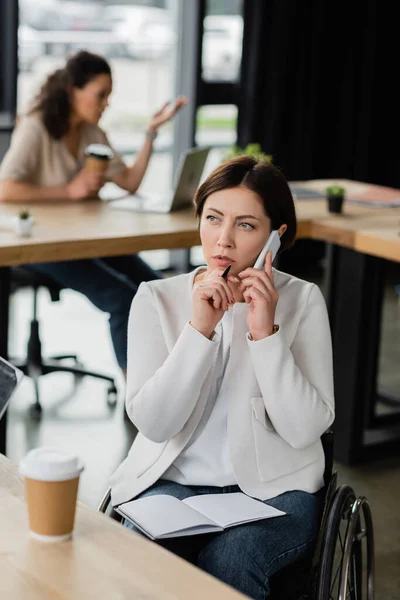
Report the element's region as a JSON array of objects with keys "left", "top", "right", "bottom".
[{"left": 110, "top": 268, "right": 335, "bottom": 507}]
